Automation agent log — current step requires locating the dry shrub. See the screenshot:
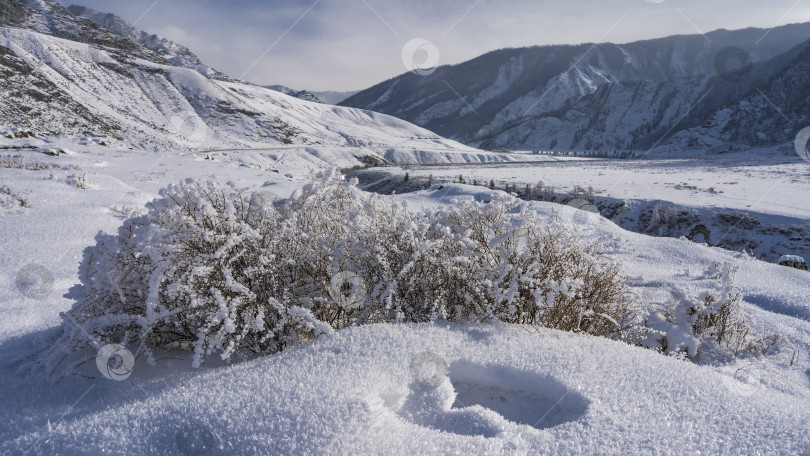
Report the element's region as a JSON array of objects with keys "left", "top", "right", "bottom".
[
  {"left": 642, "top": 264, "right": 790, "bottom": 363},
  {"left": 36, "top": 172, "right": 636, "bottom": 379}
]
